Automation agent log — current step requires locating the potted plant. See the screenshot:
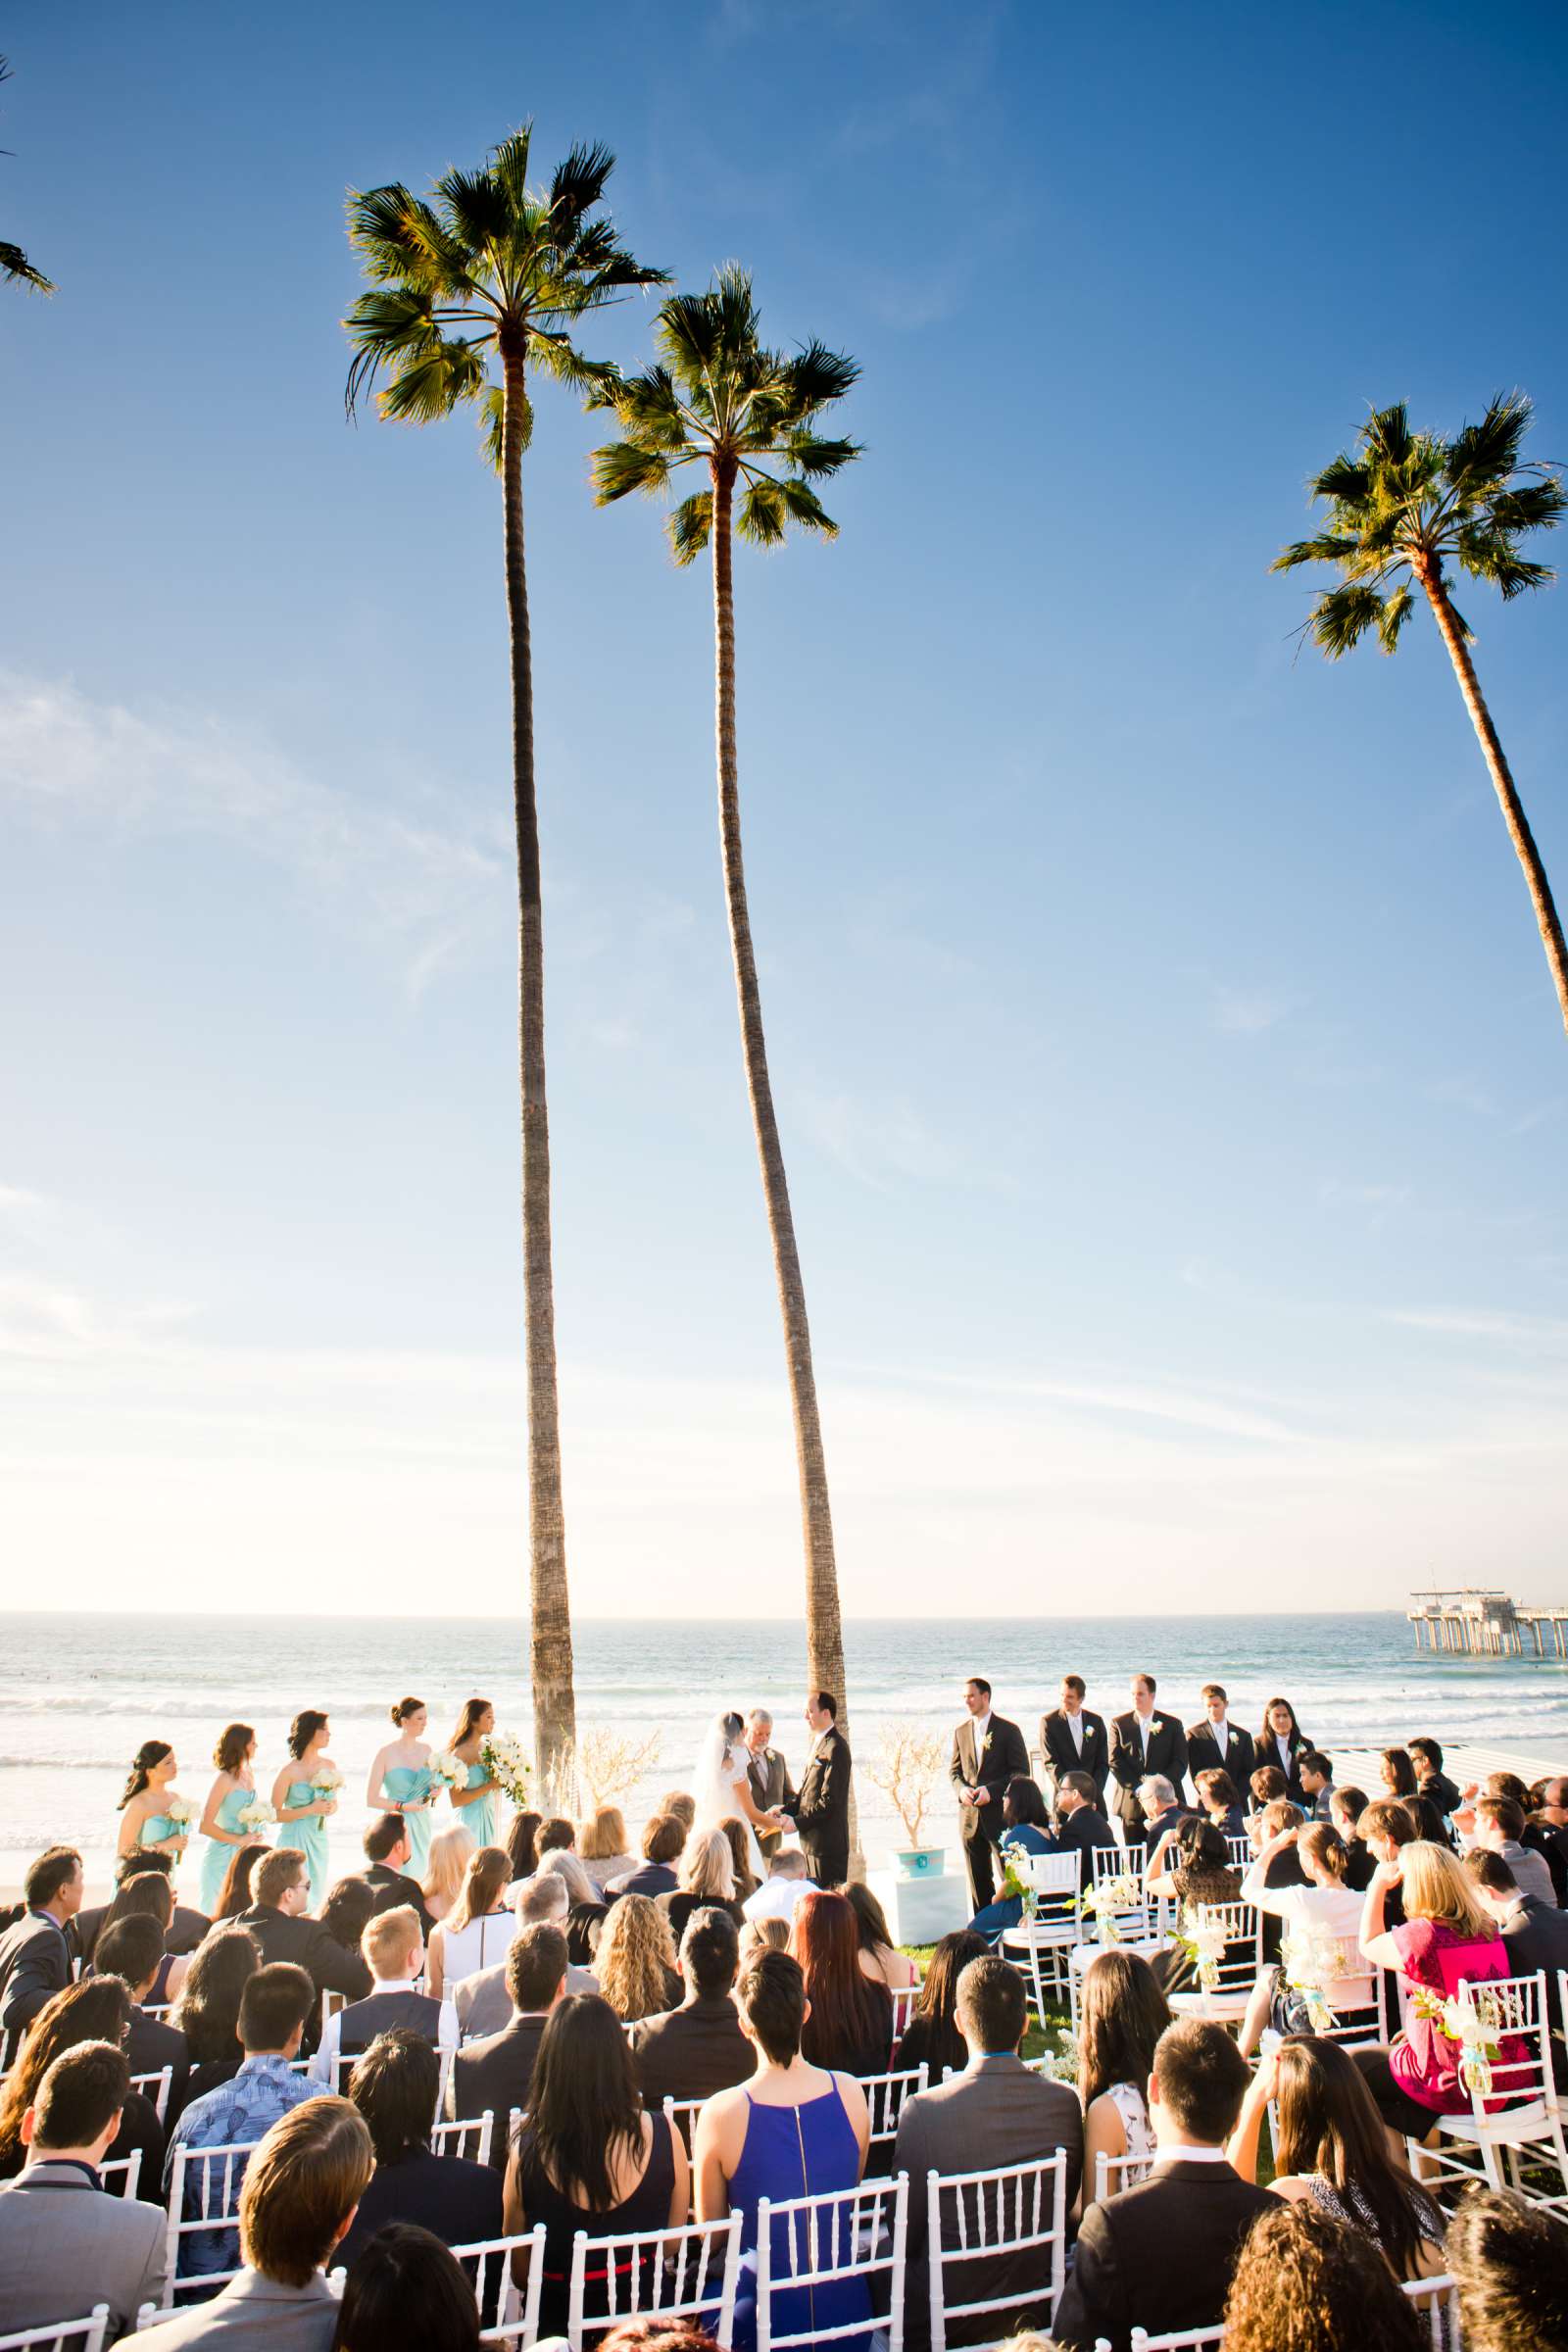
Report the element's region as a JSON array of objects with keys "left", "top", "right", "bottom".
[{"left": 865, "top": 1723, "right": 947, "bottom": 1877}]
